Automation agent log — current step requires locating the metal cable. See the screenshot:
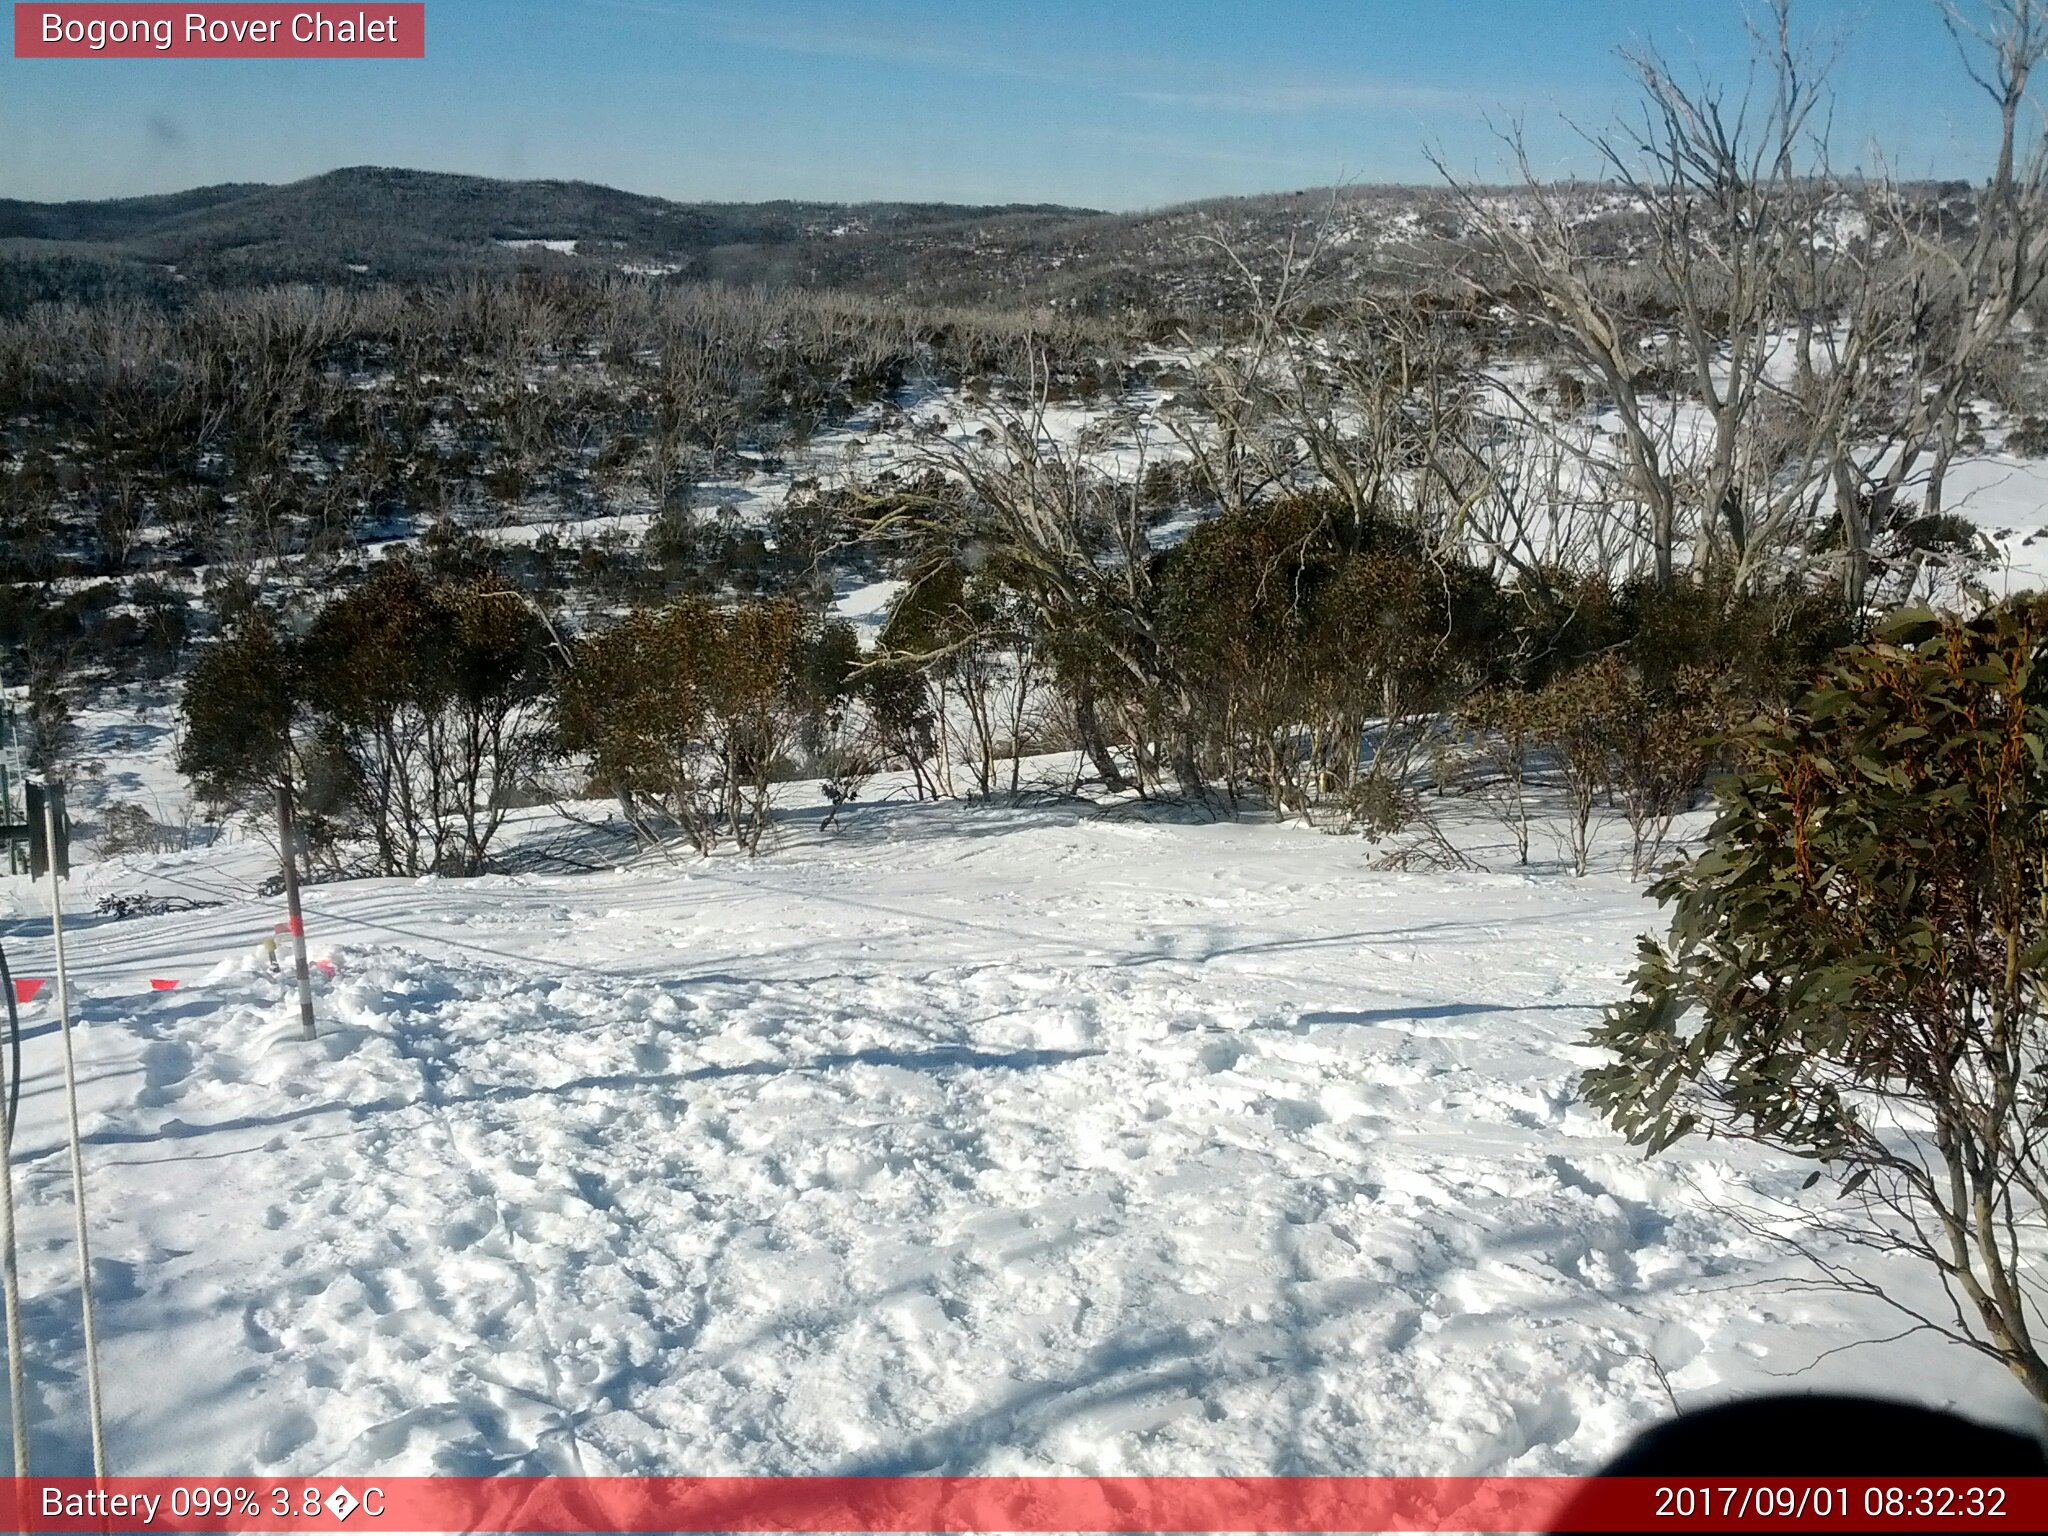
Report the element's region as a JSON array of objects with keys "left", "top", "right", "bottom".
[
  {"left": 0, "top": 941, "right": 27, "bottom": 1476},
  {"left": 0, "top": 943, "right": 20, "bottom": 1152}
]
